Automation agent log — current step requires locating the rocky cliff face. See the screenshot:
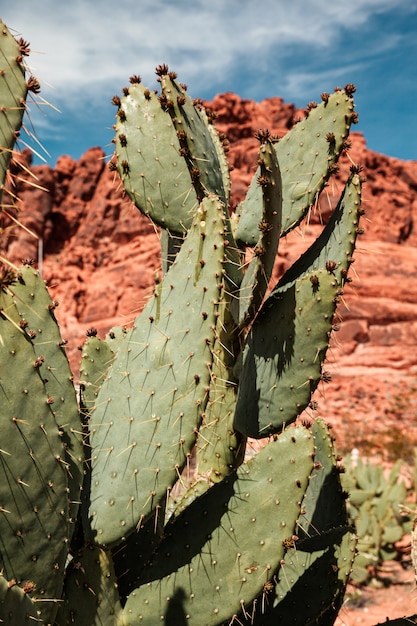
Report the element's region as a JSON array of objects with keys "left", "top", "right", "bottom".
[{"left": 3, "top": 93, "right": 417, "bottom": 455}]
